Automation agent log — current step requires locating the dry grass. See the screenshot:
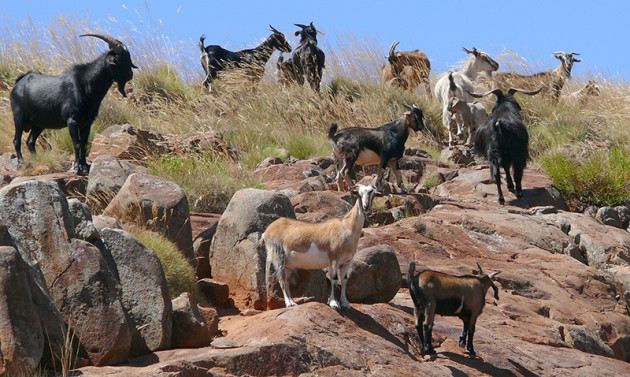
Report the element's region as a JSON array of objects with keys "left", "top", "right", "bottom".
[{"left": 0, "top": 12, "right": 628, "bottom": 212}]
